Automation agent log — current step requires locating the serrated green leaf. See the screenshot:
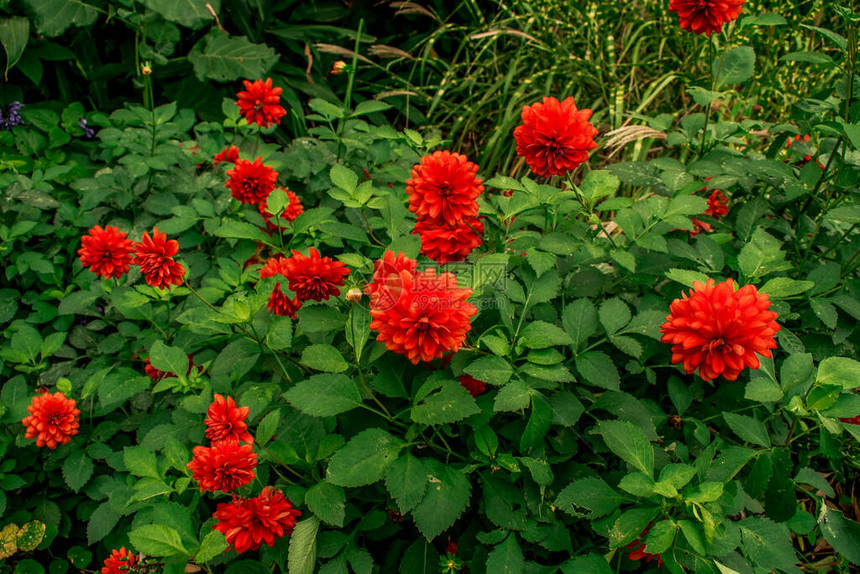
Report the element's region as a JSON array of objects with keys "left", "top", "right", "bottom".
[
  {"left": 384, "top": 454, "right": 427, "bottom": 514},
  {"left": 305, "top": 482, "right": 346, "bottom": 527},
  {"left": 287, "top": 516, "right": 320, "bottom": 574},
  {"left": 554, "top": 476, "right": 625, "bottom": 518},
  {"left": 598, "top": 420, "right": 654, "bottom": 477},
  {"left": 411, "top": 460, "right": 470, "bottom": 540},
  {"left": 189, "top": 30, "right": 278, "bottom": 82},
  {"left": 62, "top": 451, "right": 93, "bottom": 493},
  {"left": 301, "top": 344, "right": 349, "bottom": 373},
  {"left": 485, "top": 534, "right": 525, "bottom": 574},
  {"left": 722, "top": 412, "right": 771, "bottom": 447},
  {"left": 412, "top": 379, "right": 480, "bottom": 425},
  {"left": 128, "top": 524, "right": 189, "bottom": 557},
  {"left": 327, "top": 429, "right": 402, "bottom": 487},
  {"left": 464, "top": 356, "right": 513, "bottom": 385},
  {"left": 576, "top": 351, "right": 620, "bottom": 391},
  {"left": 196, "top": 531, "right": 228, "bottom": 564},
  {"left": 284, "top": 374, "right": 361, "bottom": 417}
]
